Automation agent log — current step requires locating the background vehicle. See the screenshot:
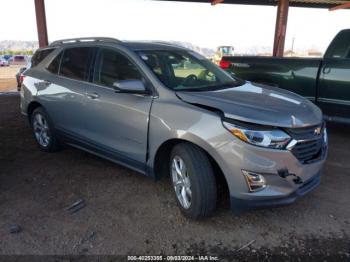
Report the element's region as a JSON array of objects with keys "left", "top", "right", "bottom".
[
  {"left": 220, "top": 29, "right": 350, "bottom": 124},
  {"left": 3, "top": 54, "right": 12, "bottom": 61},
  {"left": 10, "top": 55, "right": 27, "bottom": 65},
  {"left": 21, "top": 38, "right": 327, "bottom": 219},
  {"left": 0, "top": 57, "right": 10, "bottom": 66},
  {"left": 213, "top": 45, "right": 234, "bottom": 64}
]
